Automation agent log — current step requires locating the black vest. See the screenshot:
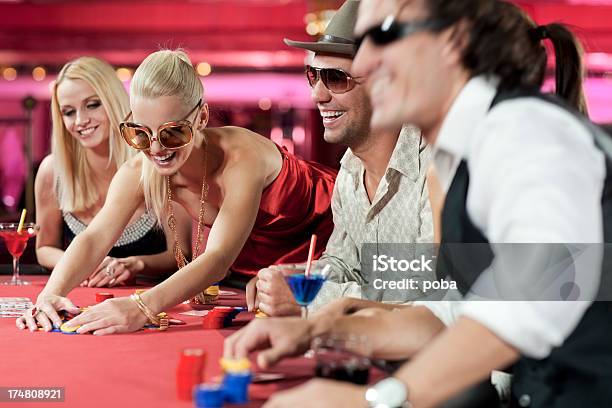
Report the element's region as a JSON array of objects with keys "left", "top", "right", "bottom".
[{"left": 439, "top": 89, "right": 612, "bottom": 408}]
